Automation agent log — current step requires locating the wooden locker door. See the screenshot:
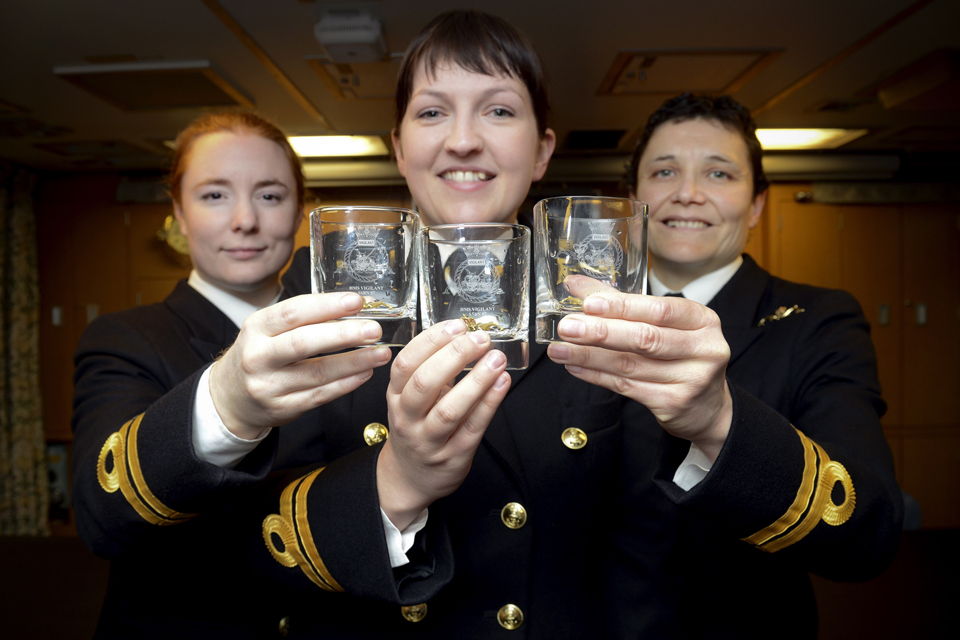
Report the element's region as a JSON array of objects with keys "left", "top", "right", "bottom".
[
  {"left": 901, "top": 206, "right": 960, "bottom": 427},
  {"left": 840, "top": 206, "right": 903, "bottom": 427},
  {"left": 772, "top": 199, "right": 842, "bottom": 289}
]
